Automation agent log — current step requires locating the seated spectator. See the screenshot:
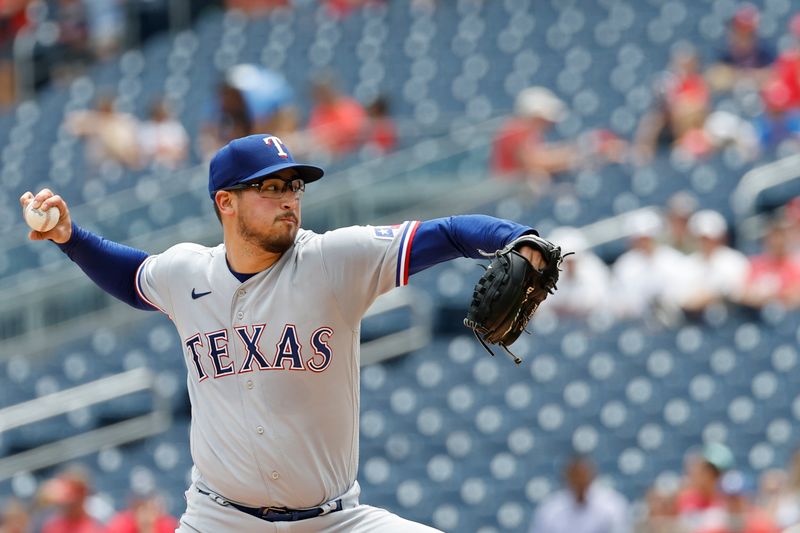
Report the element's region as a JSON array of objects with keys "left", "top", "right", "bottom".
[
  {"left": 784, "top": 197, "right": 800, "bottom": 253},
  {"left": 702, "top": 110, "right": 760, "bottom": 162},
  {"left": 634, "top": 44, "right": 711, "bottom": 163},
  {"left": 306, "top": 76, "right": 367, "bottom": 157},
  {"left": 0, "top": 2, "right": 30, "bottom": 108},
  {"left": 324, "top": 0, "right": 381, "bottom": 19},
  {"left": 758, "top": 469, "right": 800, "bottom": 529},
  {"left": 637, "top": 486, "right": 679, "bottom": 533},
  {"left": 696, "top": 471, "right": 780, "bottom": 533},
  {"left": 361, "top": 95, "right": 397, "bottom": 155},
  {"left": 47, "top": 0, "right": 92, "bottom": 84},
  {"left": 37, "top": 466, "right": 103, "bottom": 533},
  {"left": 224, "top": 0, "right": 290, "bottom": 16},
  {"left": 678, "top": 210, "right": 749, "bottom": 313},
  {"left": 739, "top": 221, "right": 800, "bottom": 309},
  {"left": 778, "top": 449, "right": 800, "bottom": 530},
  {"left": 67, "top": 93, "right": 142, "bottom": 170},
  {"left": 611, "top": 211, "right": 687, "bottom": 319},
  {"left": 772, "top": 14, "right": 800, "bottom": 110},
  {"left": 751, "top": 78, "right": 800, "bottom": 151},
  {"left": 545, "top": 227, "right": 610, "bottom": 317},
  {"left": 0, "top": 498, "right": 30, "bottom": 533},
  {"left": 83, "top": 0, "right": 124, "bottom": 60},
  {"left": 492, "top": 86, "right": 623, "bottom": 193},
  {"left": 138, "top": 98, "right": 189, "bottom": 170},
  {"left": 706, "top": 4, "right": 775, "bottom": 92},
  {"left": 199, "top": 64, "right": 296, "bottom": 159},
  {"left": 528, "top": 455, "right": 629, "bottom": 533},
  {"left": 104, "top": 492, "right": 177, "bottom": 533},
  {"left": 665, "top": 190, "right": 699, "bottom": 254},
  {"left": 677, "top": 443, "right": 733, "bottom": 532}
]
